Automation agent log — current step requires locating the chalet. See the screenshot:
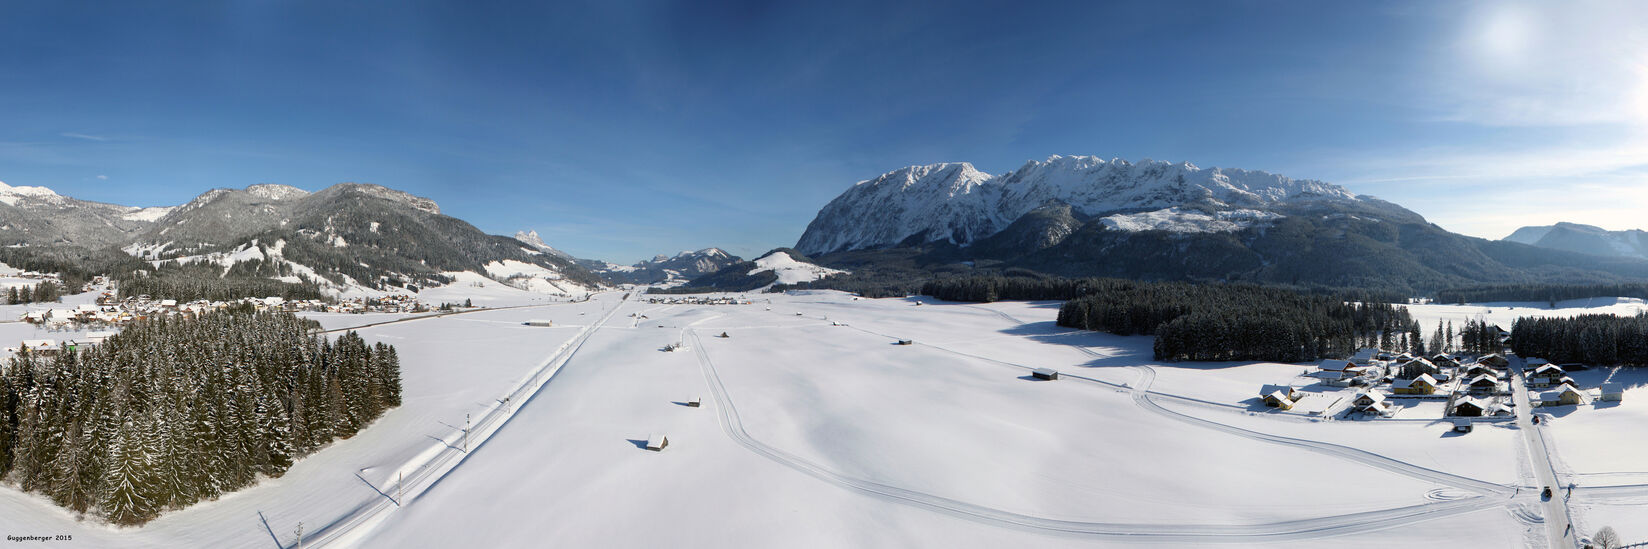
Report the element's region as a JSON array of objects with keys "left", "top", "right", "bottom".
[
  {"left": 86, "top": 331, "right": 117, "bottom": 345},
  {"left": 1400, "top": 358, "right": 1440, "bottom": 377},
  {"left": 1530, "top": 364, "right": 1565, "bottom": 381},
  {"left": 19, "top": 339, "right": 58, "bottom": 355},
  {"left": 1307, "top": 369, "right": 1354, "bottom": 386},
  {"left": 1392, "top": 374, "right": 1439, "bottom": 395},
  {"left": 1260, "top": 385, "right": 1300, "bottom": 401},
  {"left": 1453, "top": 397, "right": 1488, "bottom": 417},
  {"left": 1600, "top": 383, "right": 1625, "bottom": 402},
  {"left": 645, "top": 433, "right": 669, "bottom": 451},
  {"left": 1538, "top": 386, "right": 1585, "bottom": 406},
  {"left": 1463, "top": 364, "right": 1496, "bottom": 378},
  {"left": 1478, "top": 354, "right": 1509, "bottom": 368},
  {"left": 1262, "top": 391, "right": 1295, "bottom": 410},
  {"left": 1431, "top": 354, "right": 1461, "bottom": 368},
  {"left": 1350, "top": 348, "right": 1379, "bottom": 365},
  {"left": 522, "top": 319, "right": 554, "bottom": 327},
  {"left": 1353, "top": 391, "right": 1386, "bottom": 407},
  {"left": 1453, "top": 419, "right": 1473, "bottom": 433},
  {"left": 1466, "top": 374, "right": 1501, "bottom": 393},
  {"left": 1032, "top": 368, "right": 1060, "bottom": 381},
  {"left": 1354, "top": 400, "right": 1389, "bottom": 416}
]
